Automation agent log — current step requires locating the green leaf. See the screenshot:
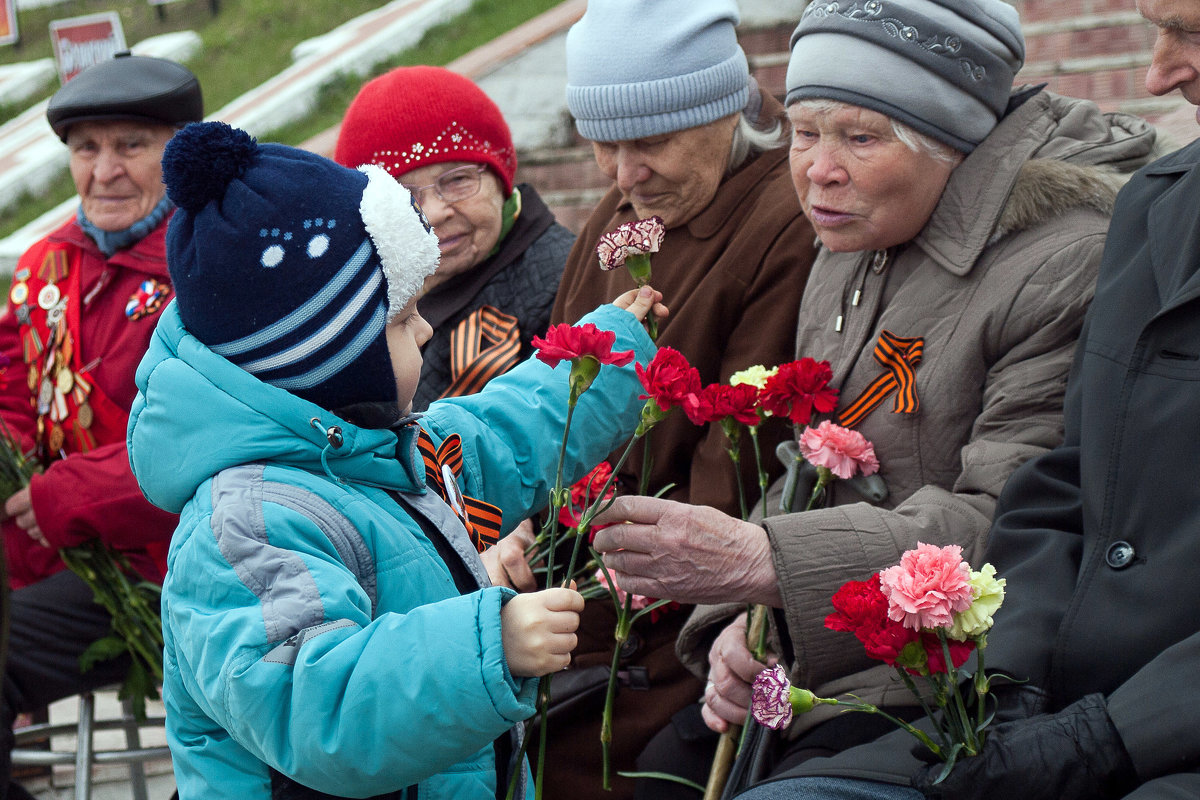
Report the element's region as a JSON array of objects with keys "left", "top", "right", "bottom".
[
  {"left": 78, "top": 636, "right": 129, "bottom": 672},
  {"left": 616, "top": 771, "right": 705, "bottom": 793},
  {"left": 931, "top": 744, "right": 965, "bottom": 785},
  {"left": 119, "top": 661, "right": 156, "bottom": 723}
]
